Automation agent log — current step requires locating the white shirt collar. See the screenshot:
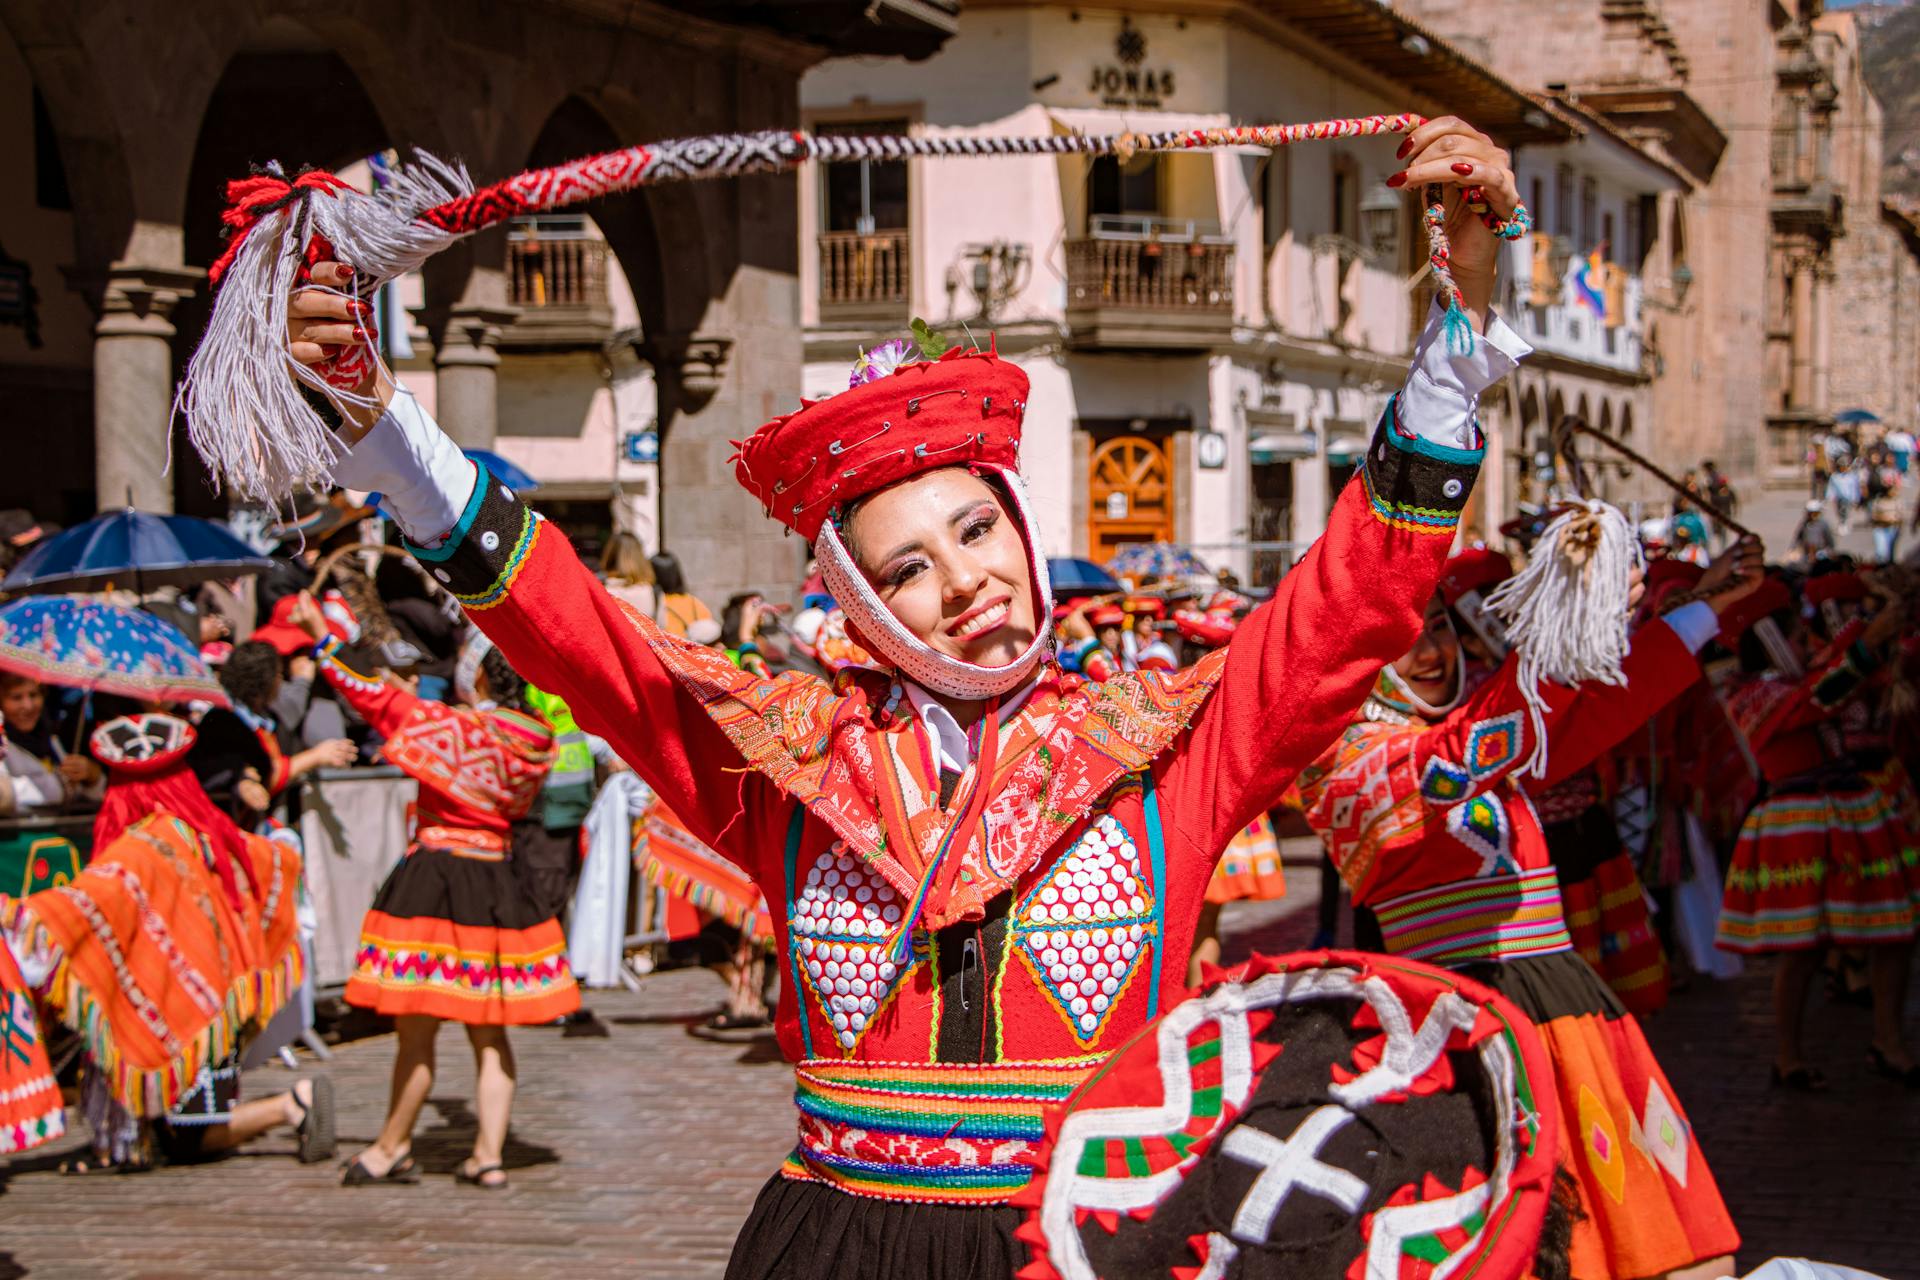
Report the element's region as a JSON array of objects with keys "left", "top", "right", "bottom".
[{"left": 903, "top": 671, "right": 1042, "bottom": 775}]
